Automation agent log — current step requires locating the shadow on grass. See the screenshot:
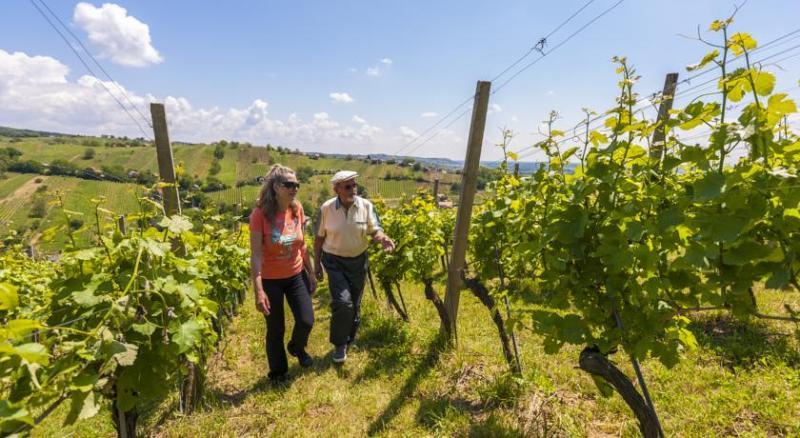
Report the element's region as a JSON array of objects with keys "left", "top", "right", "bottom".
[
  {"left": 354, "top": 311, "right": 413, "bottom": 382},
  {"left": 690, "top": 313, "right": 800, "bottom": 369},
  {"left": 206, "top": 351, "right": 337, "bottom": 408},
  {"left": 366, "top": 336, "right": 445, "bottom": 436}
]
